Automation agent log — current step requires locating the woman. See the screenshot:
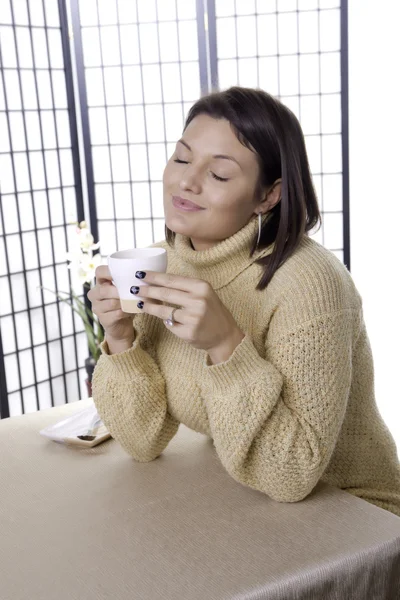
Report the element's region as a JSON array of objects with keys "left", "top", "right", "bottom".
[{"left": 89, "top": 87, "right": 400, "bottom": 517}]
